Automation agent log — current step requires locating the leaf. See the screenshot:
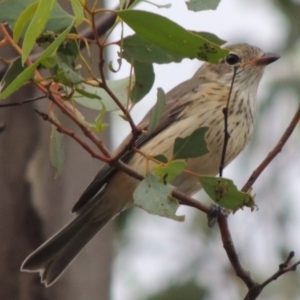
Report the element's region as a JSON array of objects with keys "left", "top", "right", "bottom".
[
  {"left": 152, "top": 154, "right": 168, "bottom": 163},
  {"left": 186, "top": 0, "right": 221, "bottom": 12},
  {"left": 71, "top": 76, "right": 135, "bottom": 111},
  {"left": 133, "top": 173, "right": 185, "bottom": 221},
  {"left": 154, "top": 160, "right": 186, "bottom": 183},
  {"left": 13, "top": 1, "right": 38, "bottom": 44},
  {"left": 173, "top": 127, "right": 209, "bottom": 160},
  {"left": 121, "top": 34, "right": 184, "bottom": 64},
  {"left": 121, "top": 32, "right": 226, "bottom": 65},
  {"left": 0, "top": 57, "right": 27, "bottom": 92},
  {"left": 0, "top": 22, "right": 73, "bottom": 100},
  {"left": 56, "top": 61, "right": 83, "bottom": 85},
  {"left": 148, "top": 88, "right": 166, "bottom": 133},
  {"left": 0, "top": 0, "right": 37, "bottom": 28},
  {"left": 130, "top": 61, "right": 154, "bottom": 103},
  {"left": 199, "top": 176, "right": 256, "bottom": 210},
  {"left": 50, "top": 123, "right": 64, "bottom": 178},
  {"left": 70, "top": 0, "right": 84, "bottom": 25},
  {"left": 0, "top": 0, "right": 73, "bottom": 34},
  {"left": 192, "top": 31, "right": 226, "bottom": 46},
  {"left": 22, "top": 0, "right": 56, "bottom": 64},
  {"left": 117, "top": 10, "right": 228, "bottom": 63},
  {"left": 88, "top": 103, "right": 108, "bottom": 133}
]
